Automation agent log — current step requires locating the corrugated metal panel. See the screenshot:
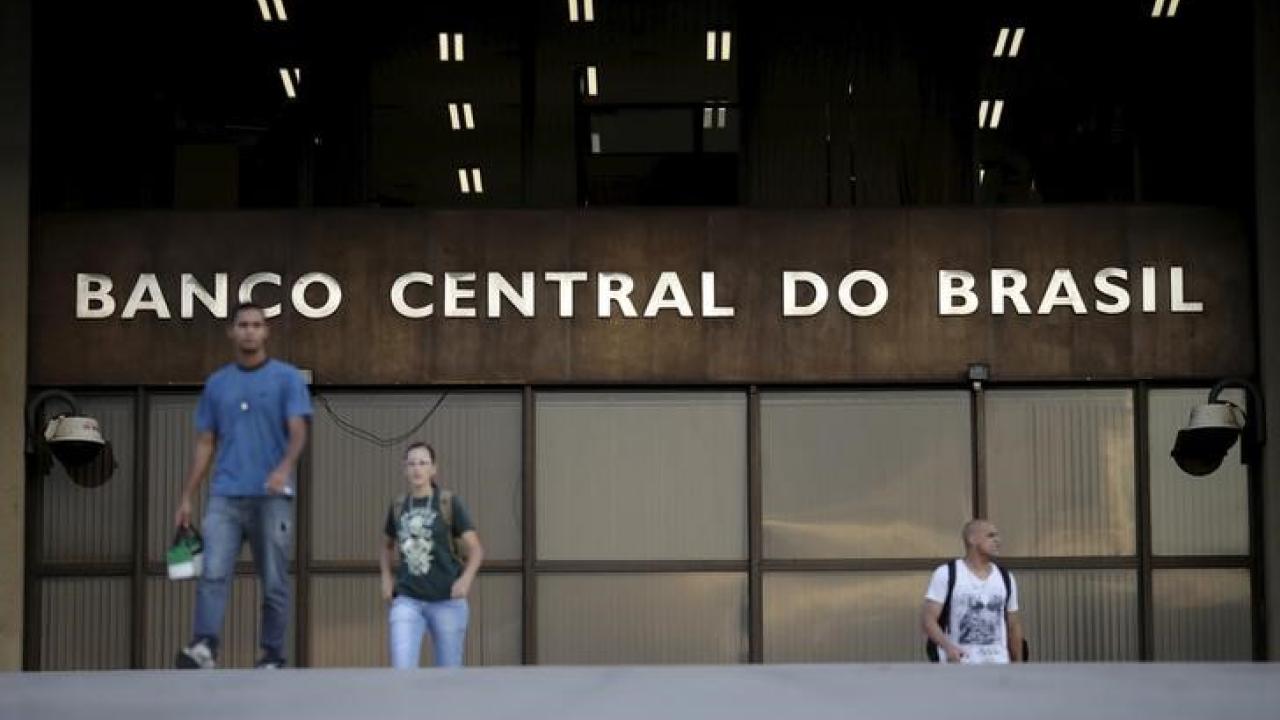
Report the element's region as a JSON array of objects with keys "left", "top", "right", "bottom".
[
  {"left": 537, "top": 573, "right": 747, "bottom": 665},
  {"left": 144, "top": 575, "right": 295, "bottom": 668},
  {"left": 987, "top": 390, "right": 1136, "bottom": 557},
  {"left": 40, "top": 395, "right": 134, "bottom": 563},
  {"left": 1148, "top": 389, "right": 1249, "bottom": 556},
  {"left": 310, "top": 392, "right": 522, "bottom": 563},
  {"left": 761, "top": 391, "right": 971, "bottom": 559},
  {"left": 1152, "top": 569, "right": 1252, "bottom": 661},
  {"left": 40, "top": 577, "right": 131, "bottom": 670},
  {"left": 309, "top": 573, "right": 521, "bottom": 667},
  {"left": 763, "top": 571, "right": 930, "bottom": 662},
  {"left": 1015, "top": 570, "right": 1138, "bottom": 661},
  {"left": 147, "top": 394, "right": 200, "bottom": 564},
  {"left": 536, "top": 392, "right": 746, "bottom": 561}
]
